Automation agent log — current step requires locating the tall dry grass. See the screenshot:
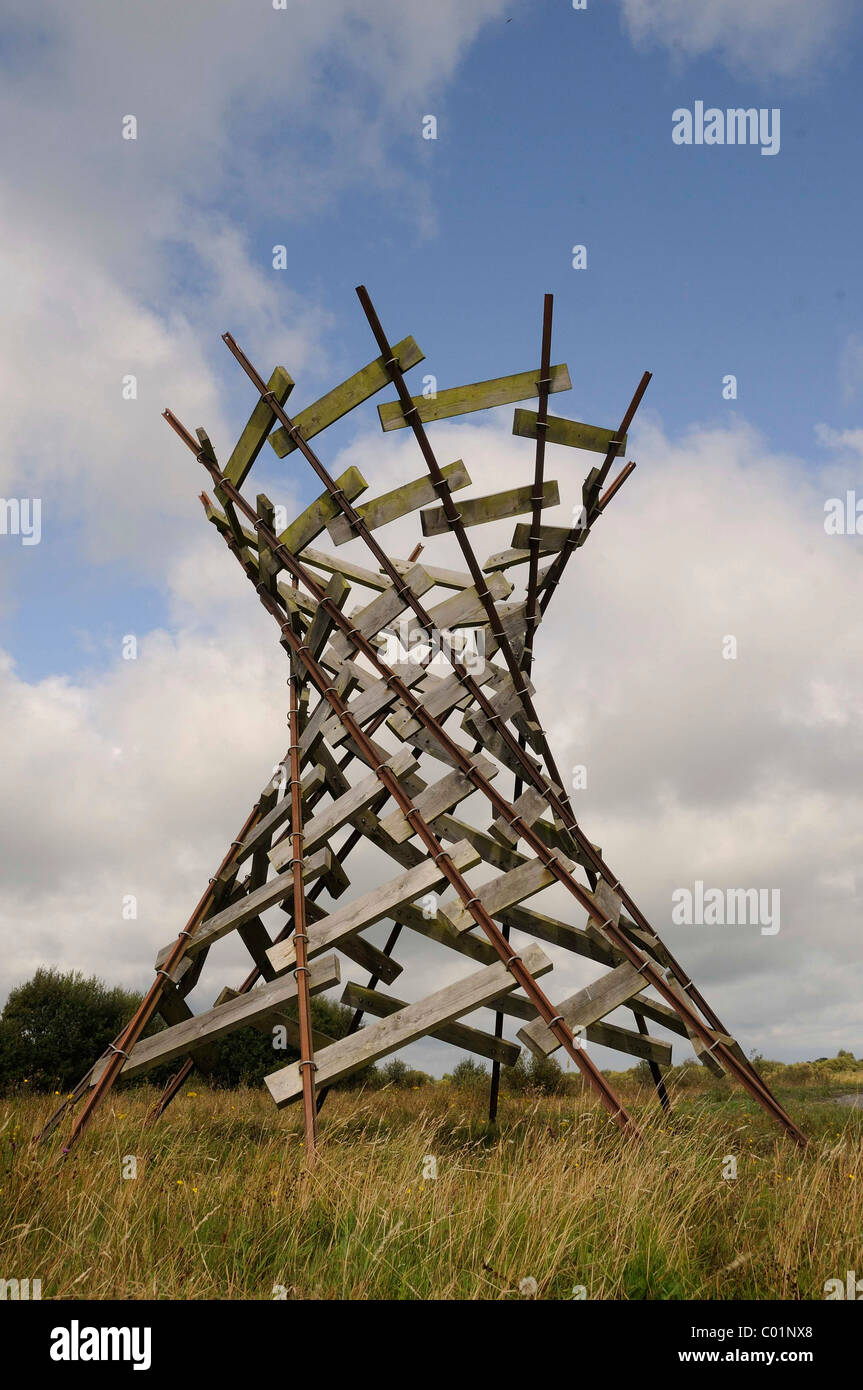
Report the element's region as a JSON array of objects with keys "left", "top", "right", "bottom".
[{"left": 1, "top": 1077, "right": 860, "bottom": 1299}]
